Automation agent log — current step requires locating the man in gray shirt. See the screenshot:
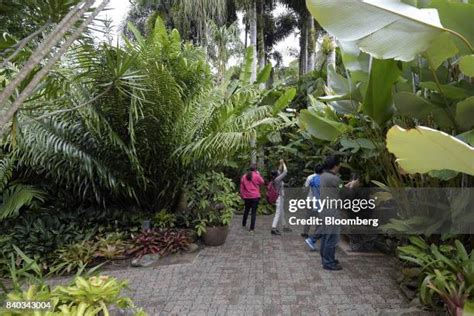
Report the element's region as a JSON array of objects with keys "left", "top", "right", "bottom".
[{"left": 319, "top": 155, "right": 359, "bottom": 271}]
